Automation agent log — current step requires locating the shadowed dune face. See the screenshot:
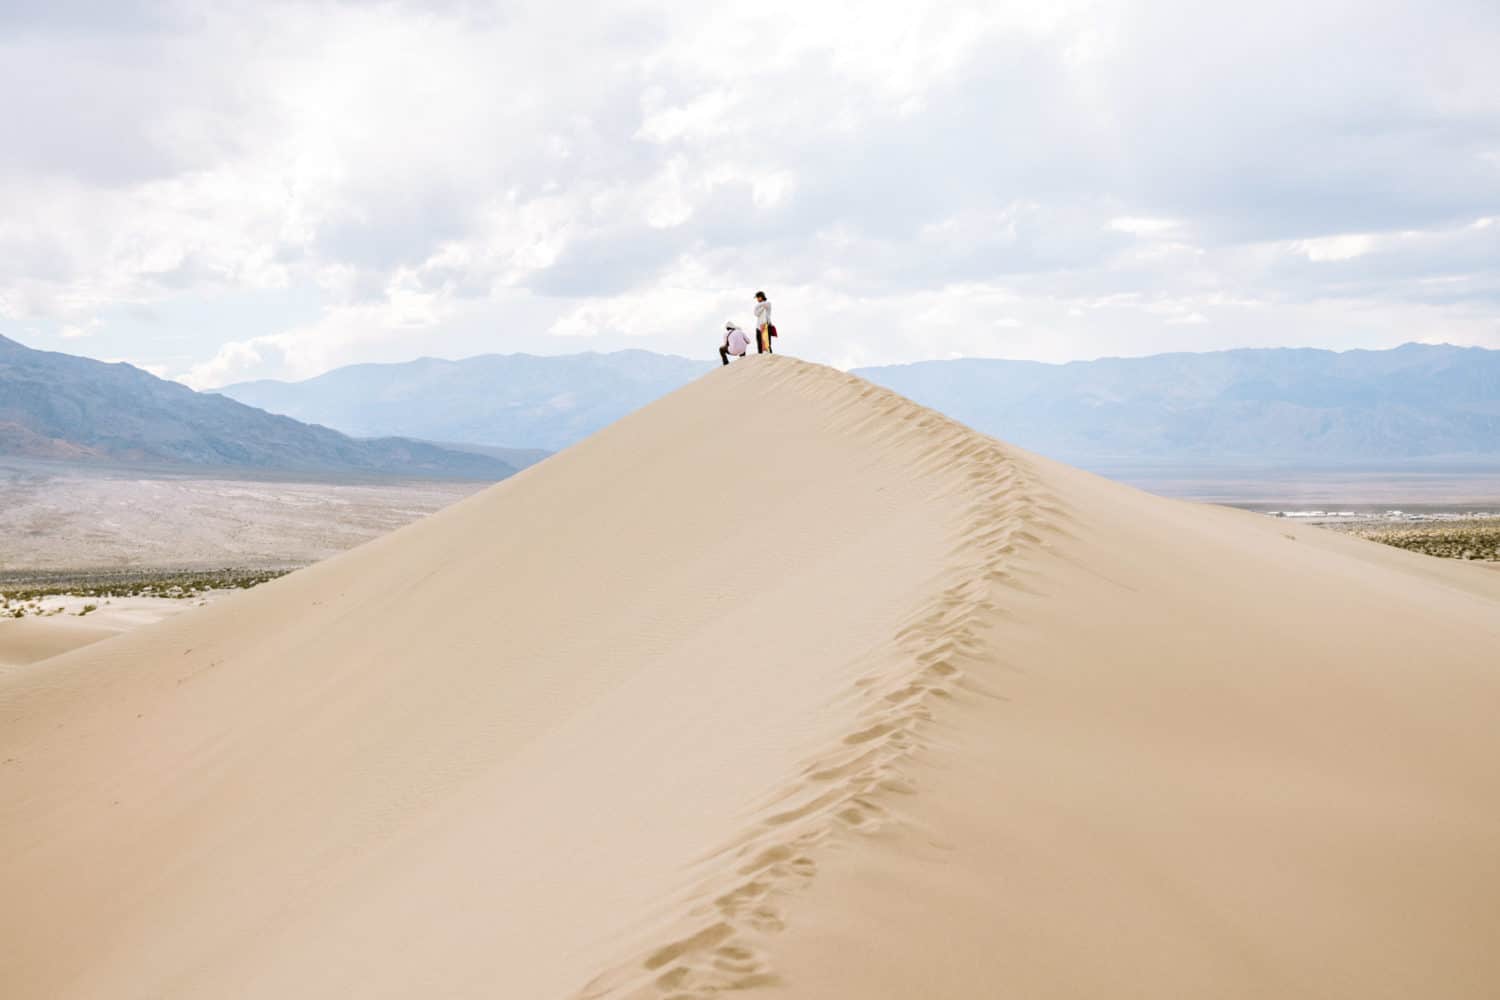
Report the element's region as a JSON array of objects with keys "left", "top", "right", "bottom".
[
  {"left": 4, "top": 356, "right": 1500, "bottom": 999},
  {"left": 767, "top": 455, "right": 1500, "bottom": 1000}
]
